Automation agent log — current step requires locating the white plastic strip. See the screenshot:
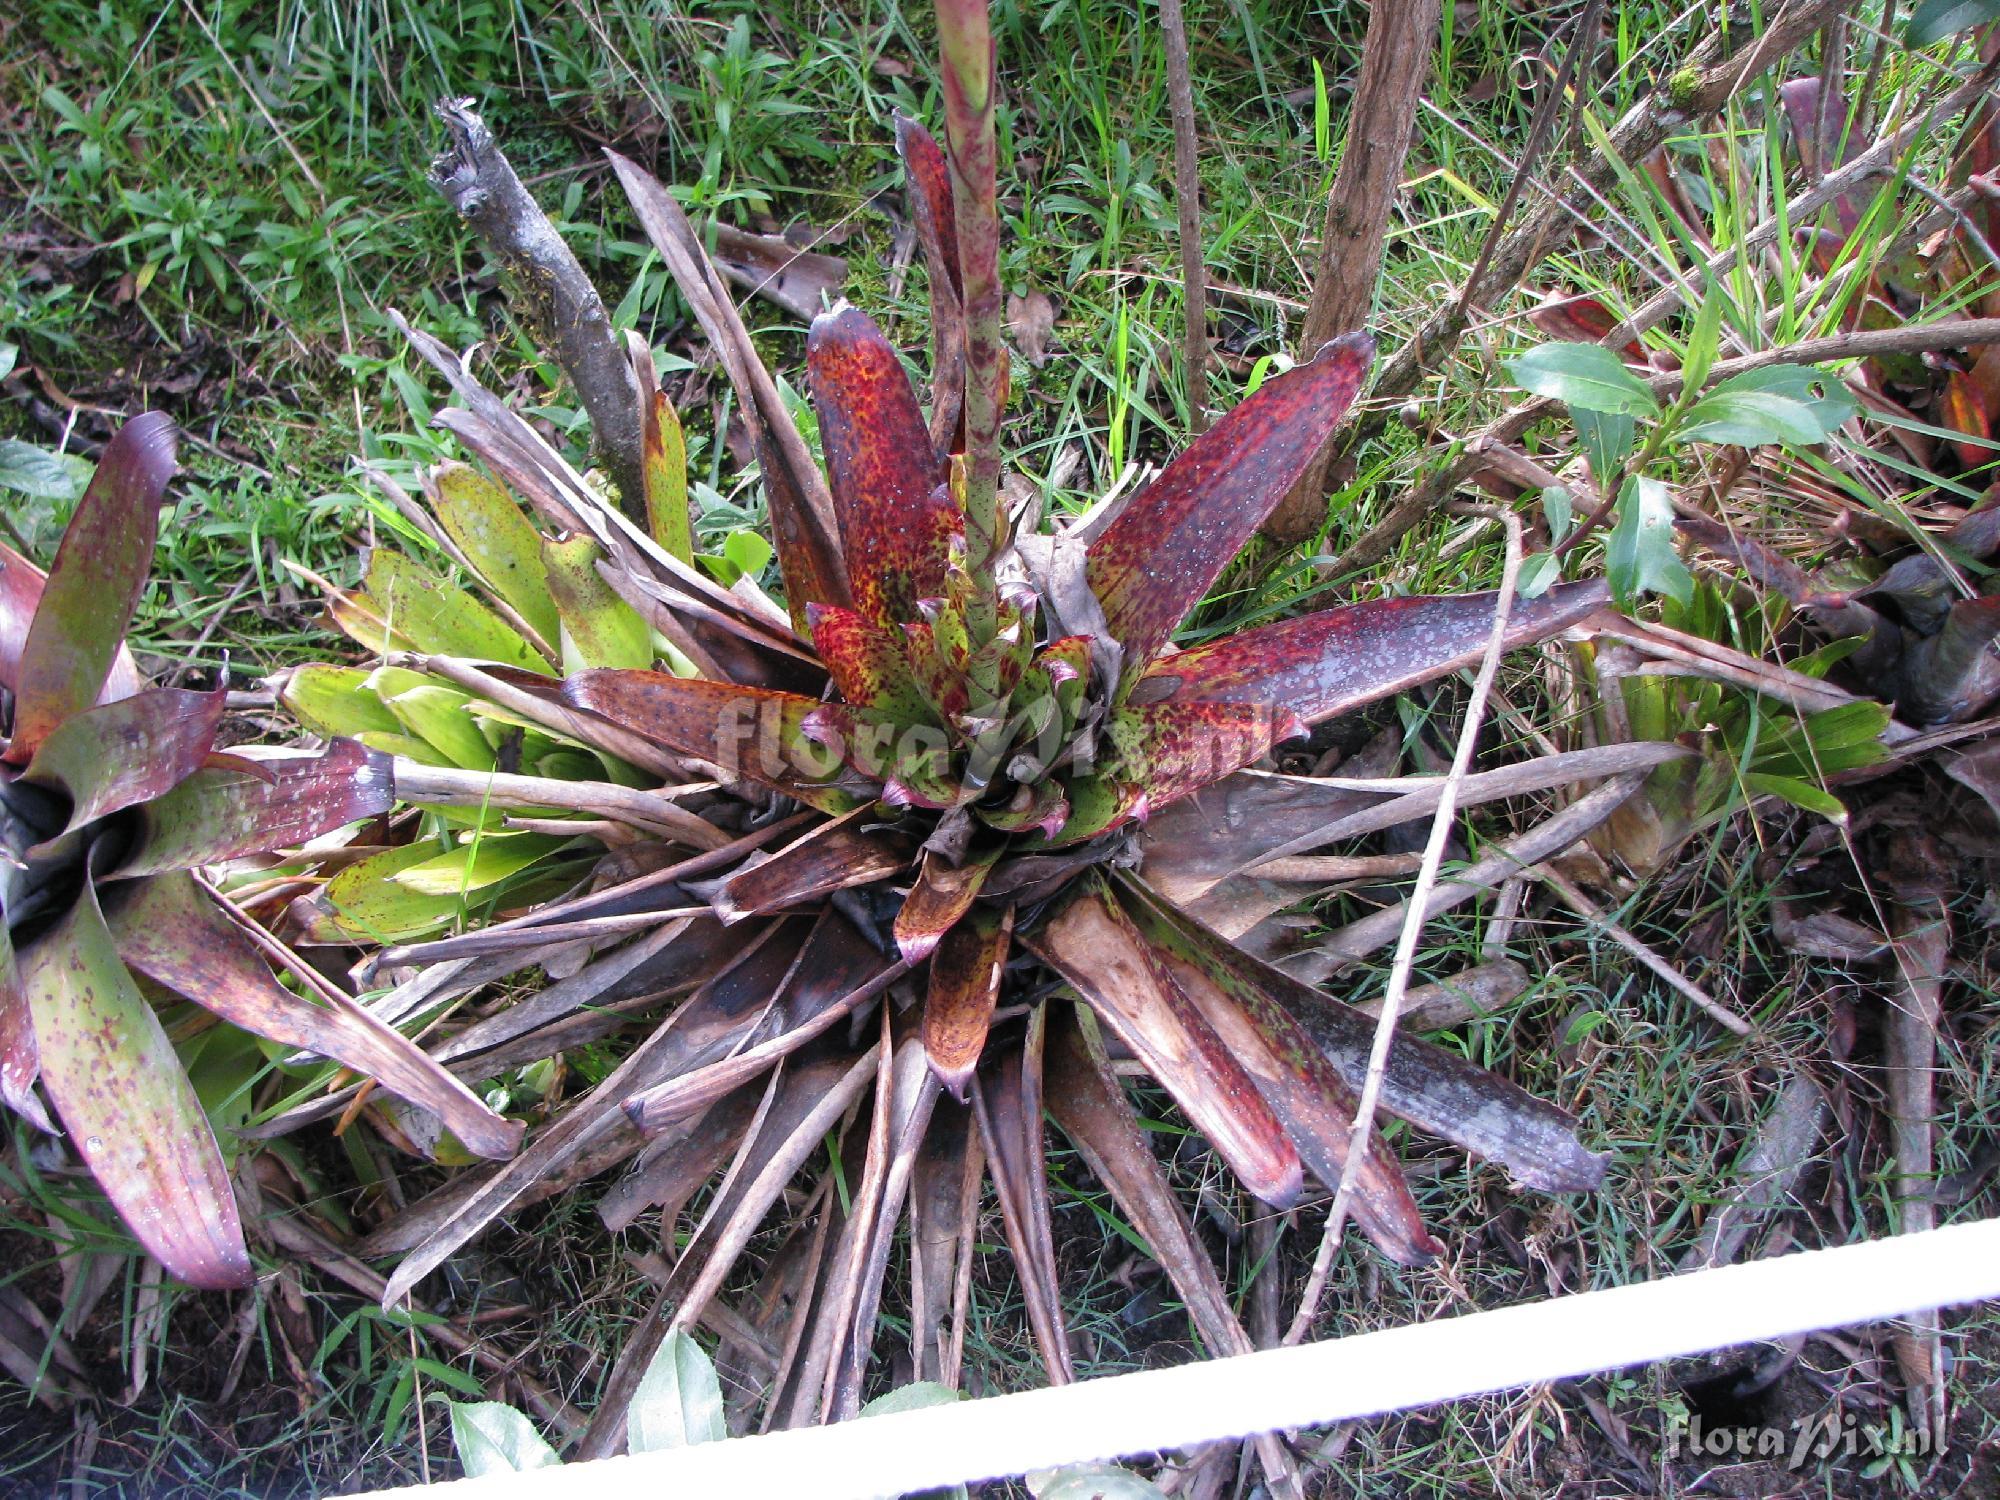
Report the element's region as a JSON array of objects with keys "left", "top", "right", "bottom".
[{"left": 368, "top": 1217, "right": 2000, "bottom": 1498}]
